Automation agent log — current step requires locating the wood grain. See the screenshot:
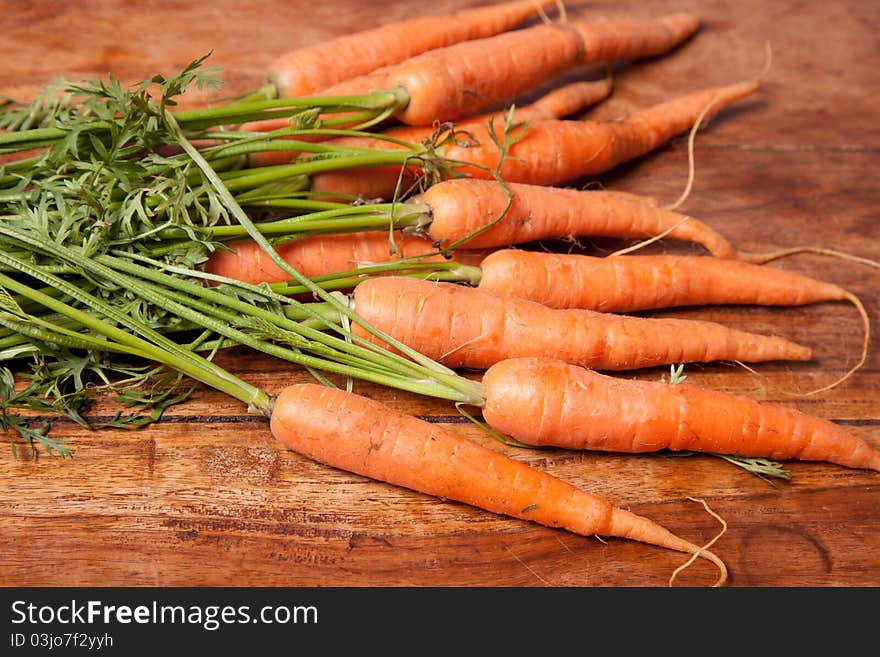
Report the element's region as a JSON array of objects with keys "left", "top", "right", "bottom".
[{"left": 1, "top": 0, "right": 878, "bottom": 587}]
